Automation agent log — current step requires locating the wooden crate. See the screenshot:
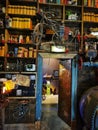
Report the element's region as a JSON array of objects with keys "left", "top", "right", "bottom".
[{"left": 4, "top": 98, "right": 36, "bottom": 124}]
